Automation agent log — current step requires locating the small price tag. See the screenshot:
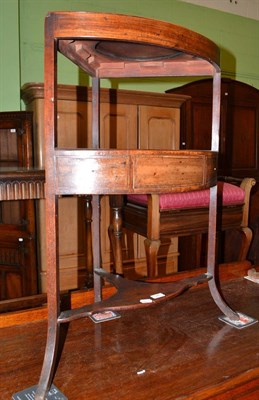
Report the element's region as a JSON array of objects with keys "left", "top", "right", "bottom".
[
  {"left": 89, "top": 310, "right": 121, "bottom": 323},
  {"left": 150, "top": 292, "right": 165, "bottom": 299},
  {"left": 140, "top": 298, "right": 153, "bottom": 303}
]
